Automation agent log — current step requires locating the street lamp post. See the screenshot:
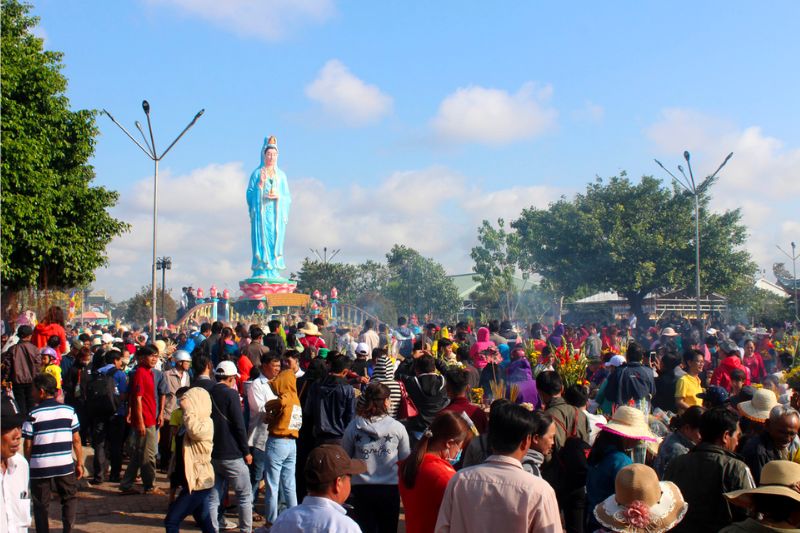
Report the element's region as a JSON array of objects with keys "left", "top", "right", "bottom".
[
  {"left": 156, "top": 257, "right": 172, "bottom": 326},
  {"left": 655, "top": 151, "right": 733, "bottom": 322},
  {"left": 103, "top": 102, "right": 203, "bottom": 335},
  {"left": 777, "top": 242, "right": 799, "bottom": 323}
]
